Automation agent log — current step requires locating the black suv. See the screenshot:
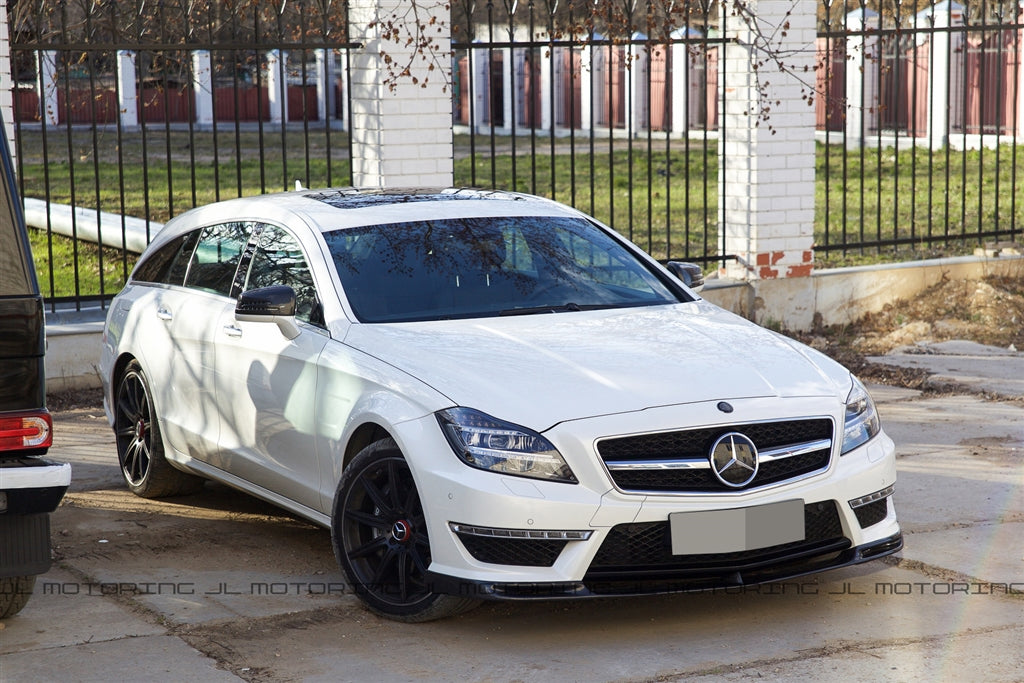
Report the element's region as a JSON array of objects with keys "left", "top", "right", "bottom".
[{"left": 0, "top": 115, "right": 70, "bottom": 618}]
